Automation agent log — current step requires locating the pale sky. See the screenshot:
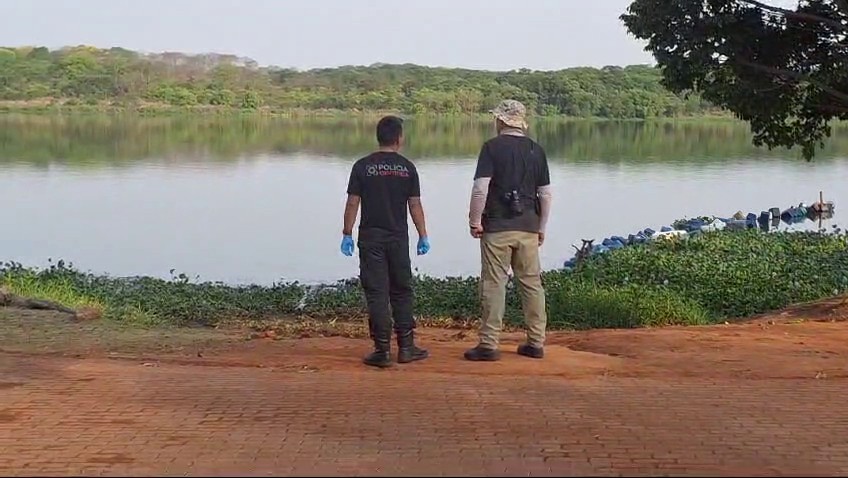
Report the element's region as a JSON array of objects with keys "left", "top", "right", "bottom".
[{"left": 0, "top": 0, "right": 656, "bottom": 71}]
